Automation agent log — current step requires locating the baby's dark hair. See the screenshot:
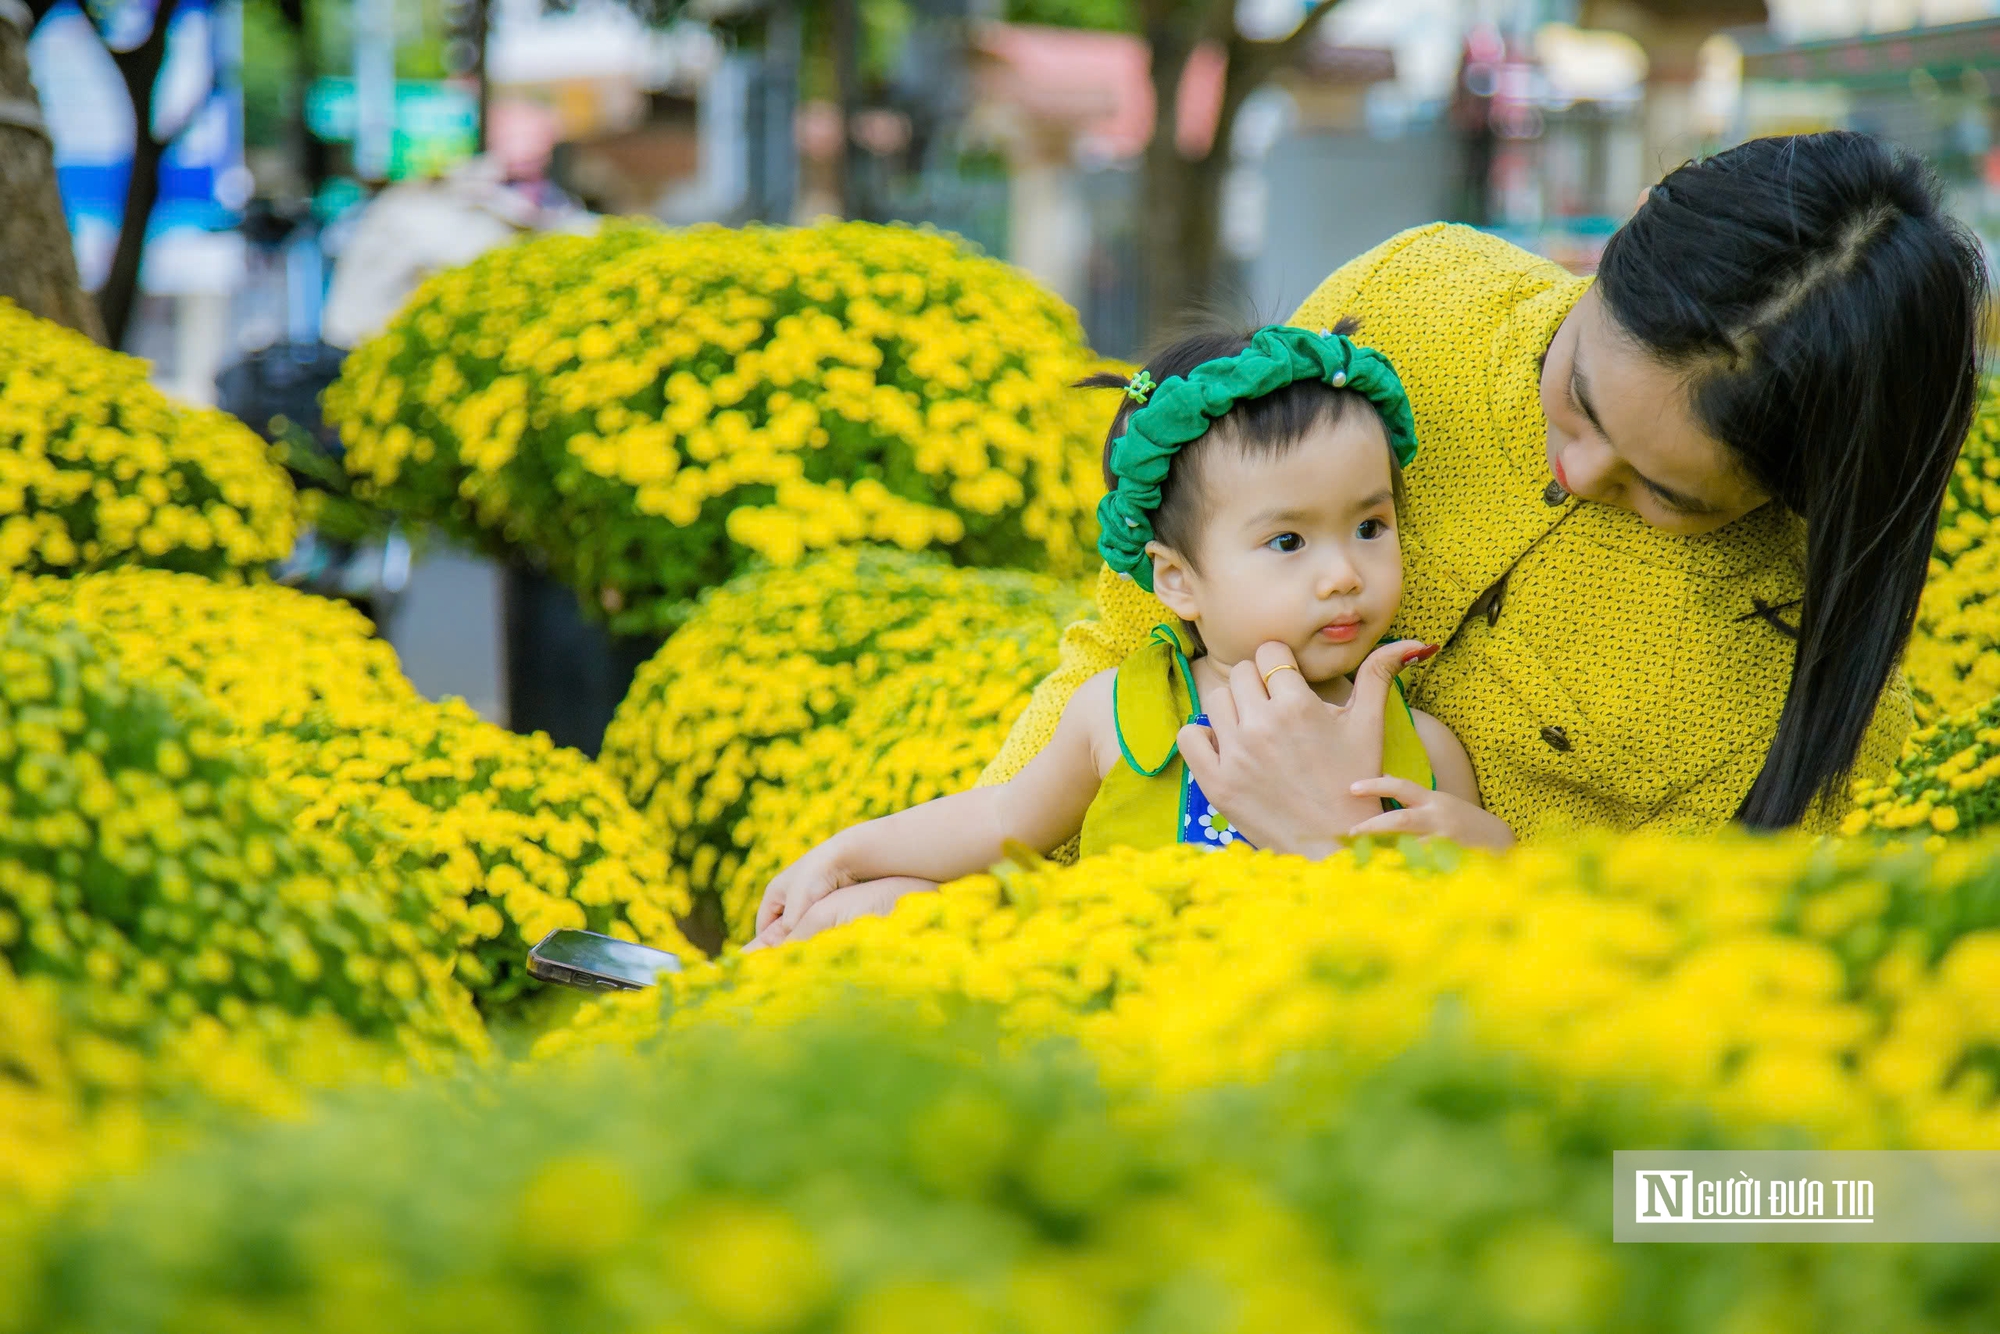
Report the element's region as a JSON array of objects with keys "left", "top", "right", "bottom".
[{"left": 1080, "top": 316, "right": 1404, "bottom": 569}]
